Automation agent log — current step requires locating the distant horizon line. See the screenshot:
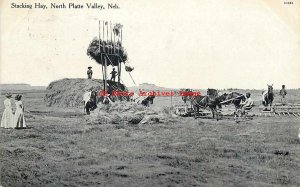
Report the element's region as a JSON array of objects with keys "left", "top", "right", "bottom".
[{"left": 1, "top": 81, "right": 299, "bottom": 90}]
